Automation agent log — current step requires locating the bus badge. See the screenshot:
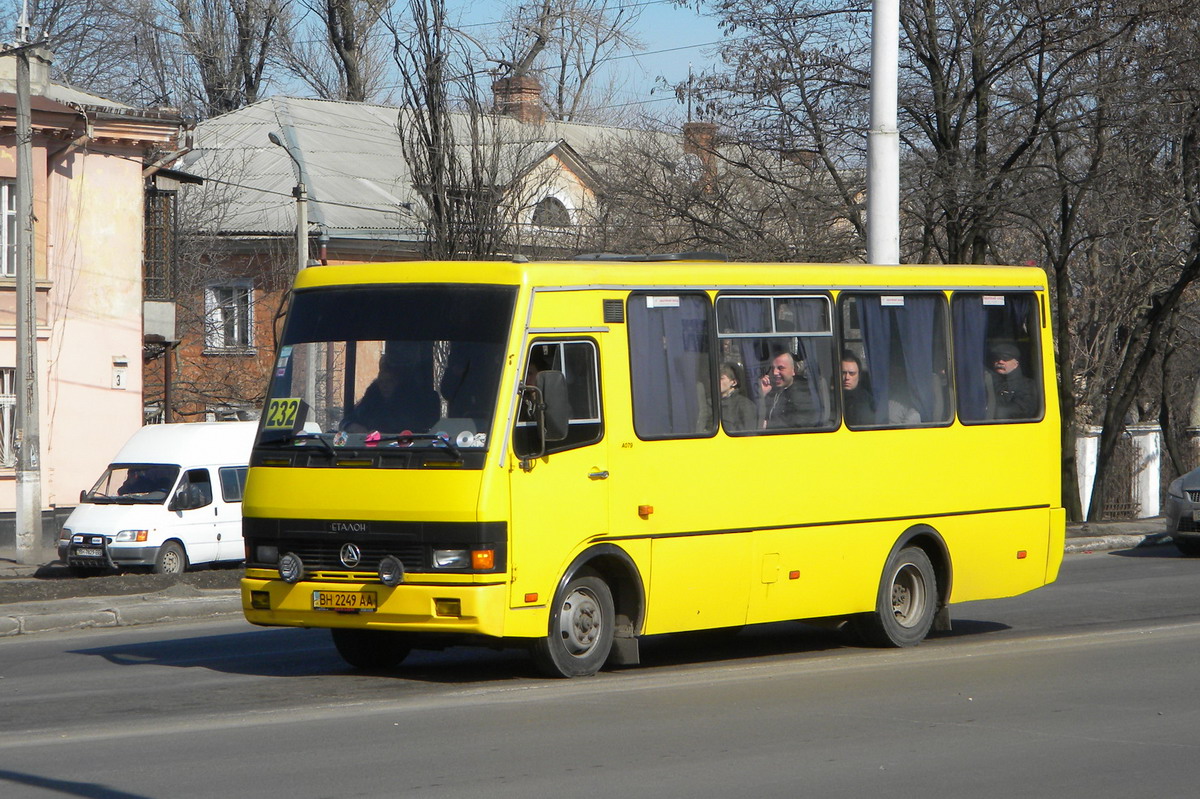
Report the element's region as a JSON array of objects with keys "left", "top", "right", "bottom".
[{"left": 339, "top": 543, "right": 362, "bottom": 568}]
